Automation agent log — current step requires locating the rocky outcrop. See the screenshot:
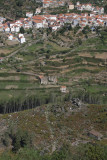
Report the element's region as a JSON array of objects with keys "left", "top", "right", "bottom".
[
  {"left": 48, "top": 76, "right": 57, "bottom": 84},
  {"left": 39, "top": 75, "right": 57, "bottom": 85},
  {"left": 50, "top": 98, "right": 84, "bottom": 116},
  {"left": 39, "top": 76, "right": 48, "bottom": 85}
]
